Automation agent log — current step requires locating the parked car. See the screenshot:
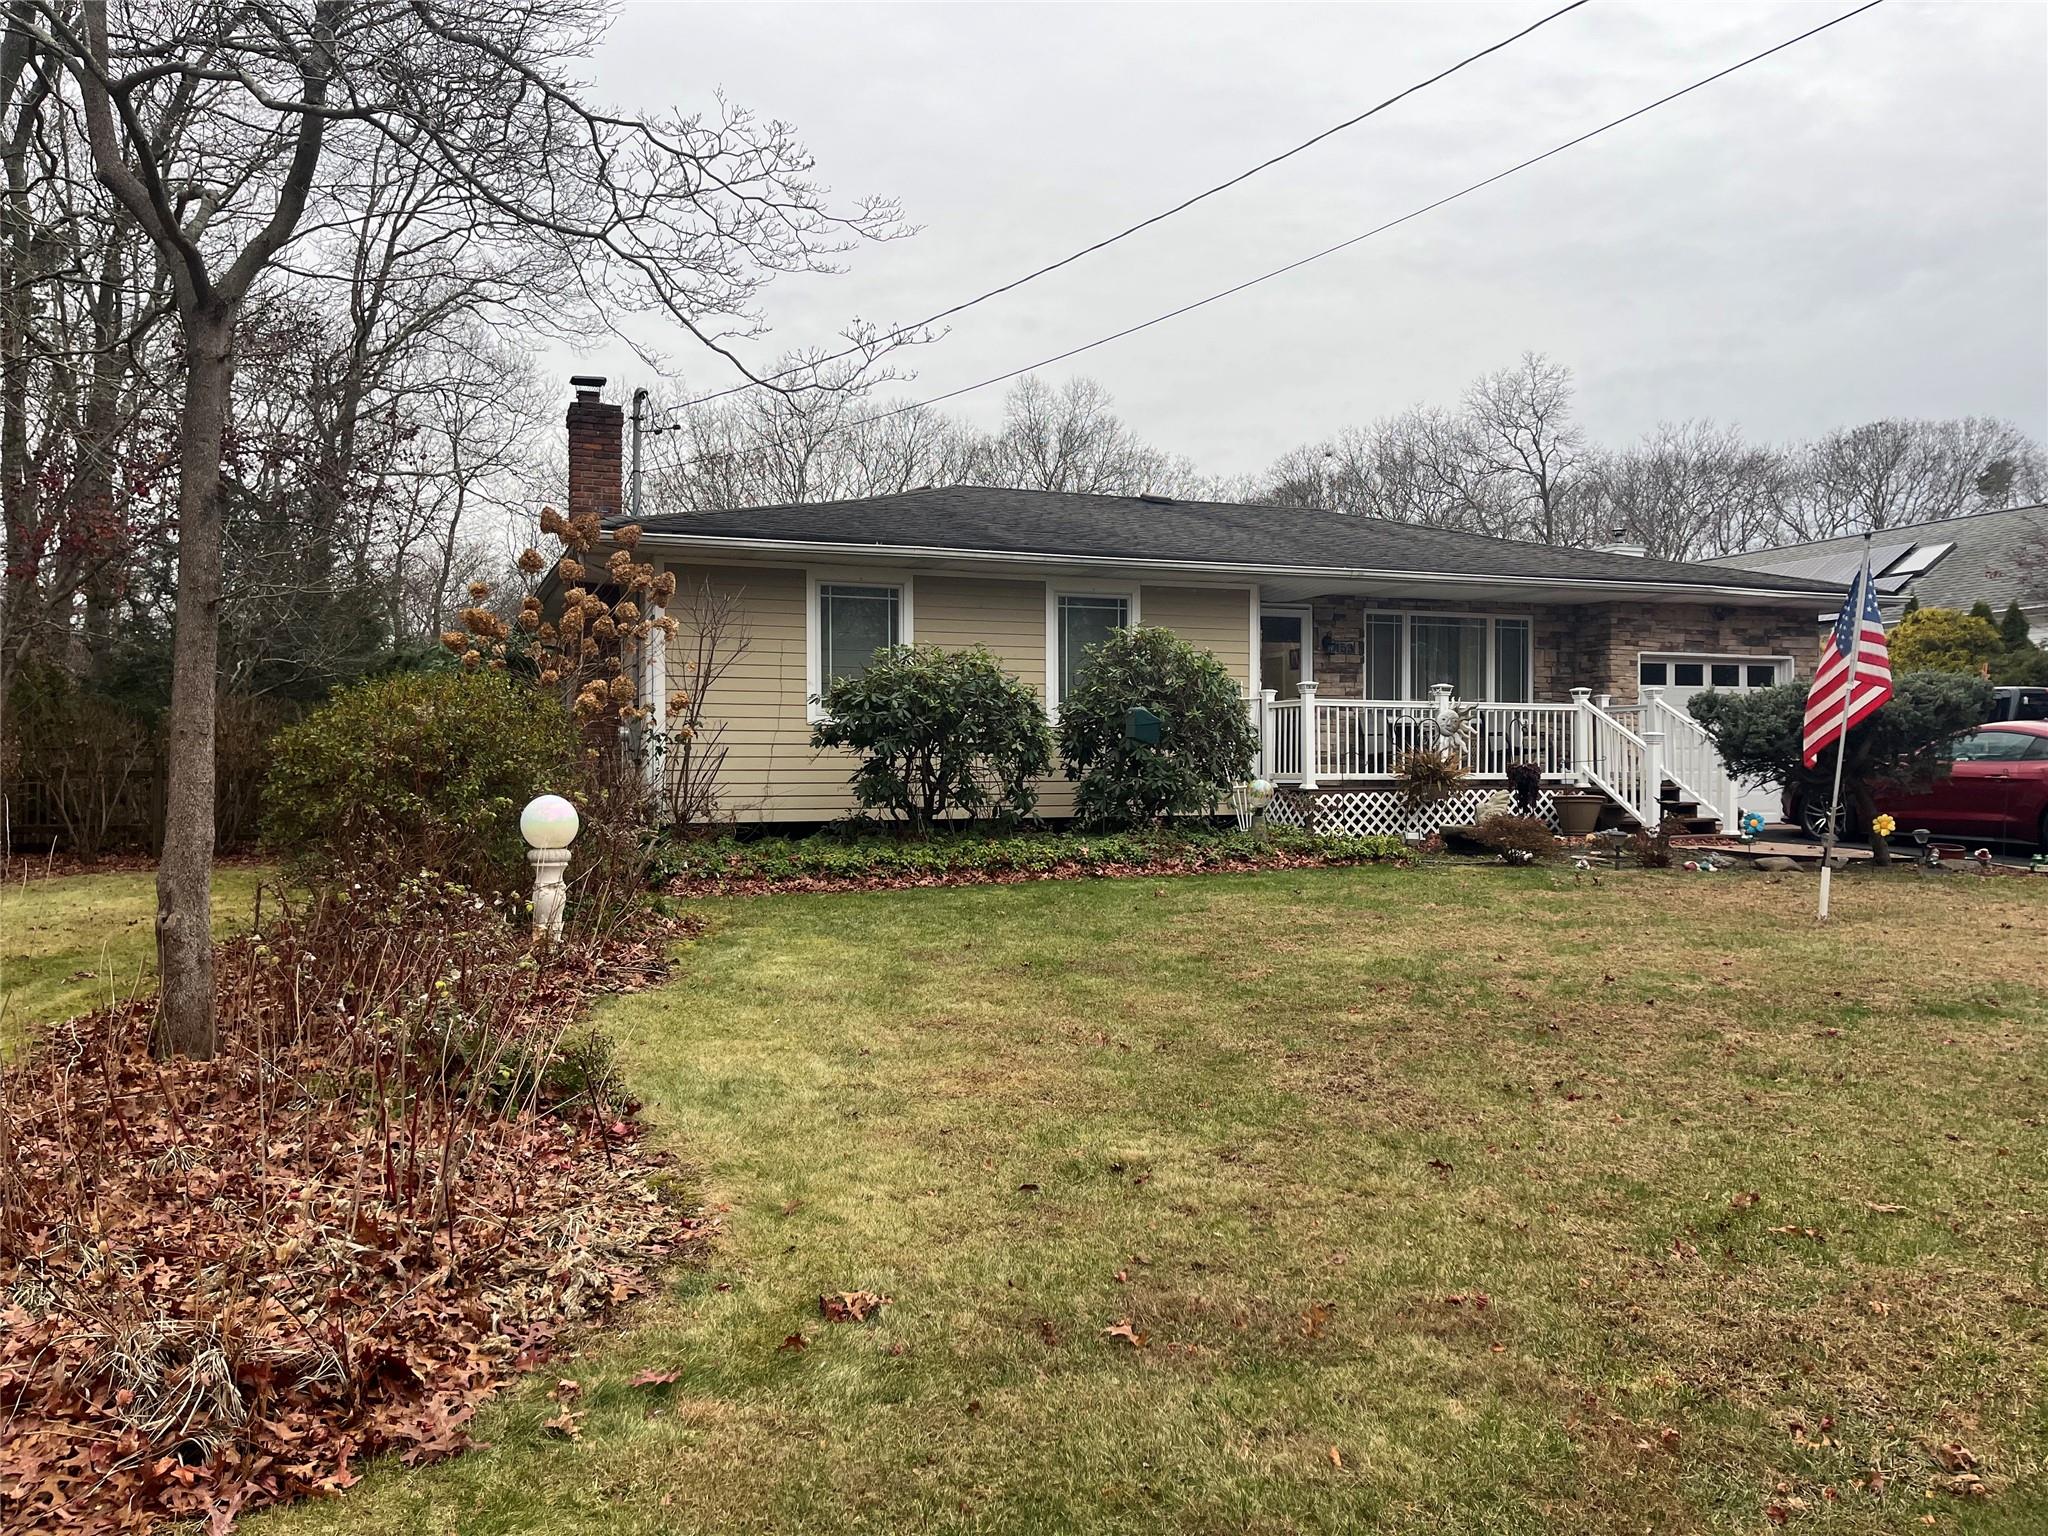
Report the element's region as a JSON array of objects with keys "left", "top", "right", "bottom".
[
  {"left": 1786, "top": 721, "right": 2048, "bottom": 846},
  {"left": 1989, "top": 685, "right": 2048, "bottom": 722}
]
